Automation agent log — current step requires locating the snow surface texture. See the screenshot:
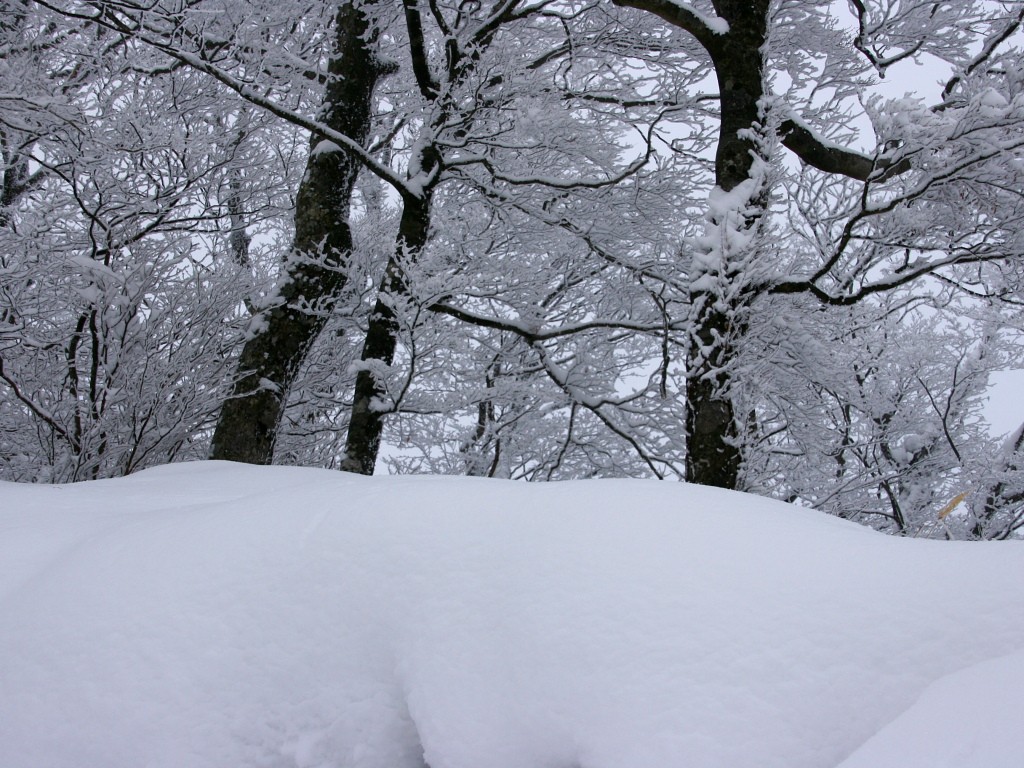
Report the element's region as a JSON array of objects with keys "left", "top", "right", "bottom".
[{"left": 1, "top": 462, "right": 1023, "bottom": 768}]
